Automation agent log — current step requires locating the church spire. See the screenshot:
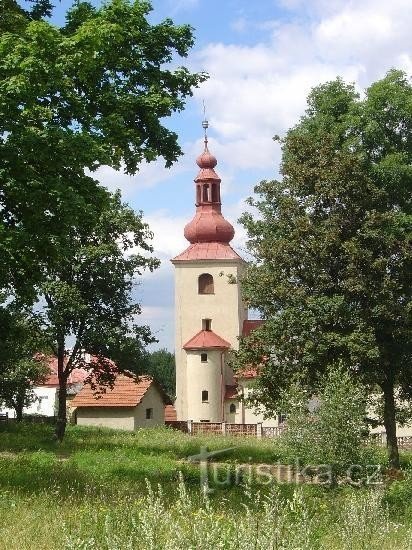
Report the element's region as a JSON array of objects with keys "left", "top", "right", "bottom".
[{"left": 183, "top": 122, "right": 235, "bottom": 245}]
